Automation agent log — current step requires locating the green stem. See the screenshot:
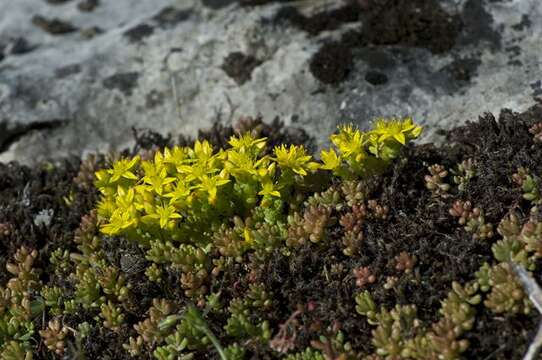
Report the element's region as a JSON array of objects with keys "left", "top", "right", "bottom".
[{"left": 187, "top": 305, "right": 229, "bottom": 360}]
